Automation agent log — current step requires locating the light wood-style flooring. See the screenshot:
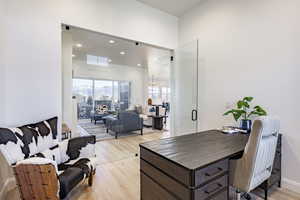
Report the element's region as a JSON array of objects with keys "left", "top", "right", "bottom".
[{"left": 6, "top": 131, "right": 300, "bottom": 200}]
